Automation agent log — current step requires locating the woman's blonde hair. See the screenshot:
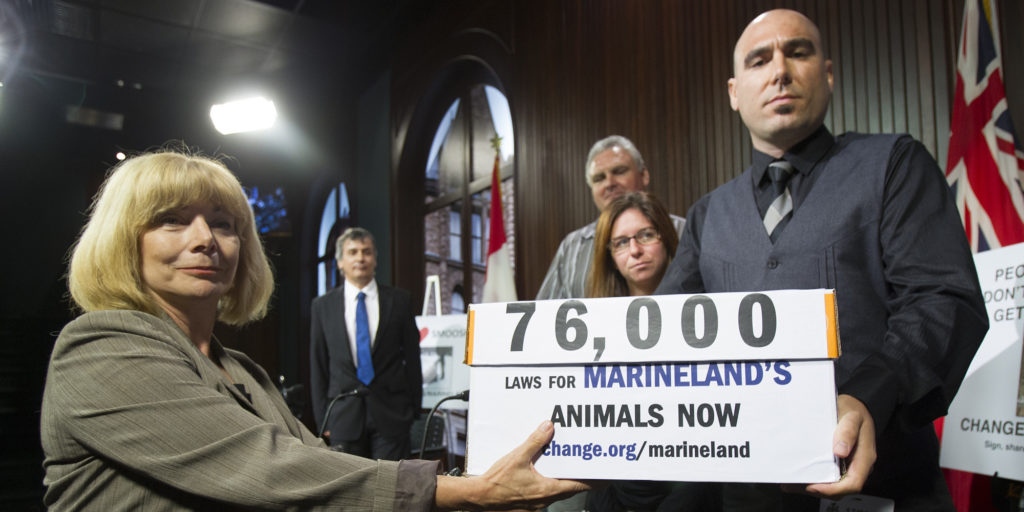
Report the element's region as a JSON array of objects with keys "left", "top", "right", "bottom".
[
  {"left": 587, "top": 192, "right": 678, "bottom": 298},
  {"left": 67, "top": 149, "right": 274, "bottom": 325}
]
